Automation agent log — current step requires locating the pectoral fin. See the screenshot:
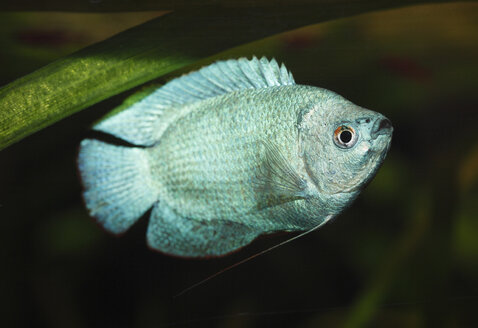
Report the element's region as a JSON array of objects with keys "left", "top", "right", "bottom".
[{"left": 253, "top": 140, "right": 307, "bottom": 210}]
